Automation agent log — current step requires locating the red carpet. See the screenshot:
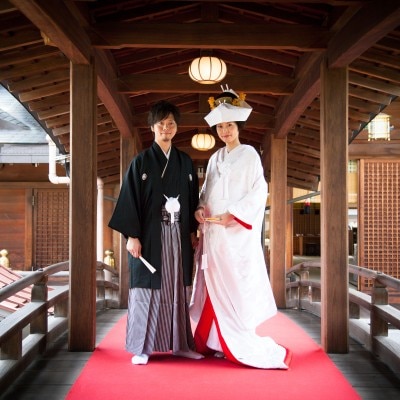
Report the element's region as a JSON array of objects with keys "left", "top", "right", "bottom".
[{"left": 66, "top": 312, "right": 361, "bottom": 400}]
